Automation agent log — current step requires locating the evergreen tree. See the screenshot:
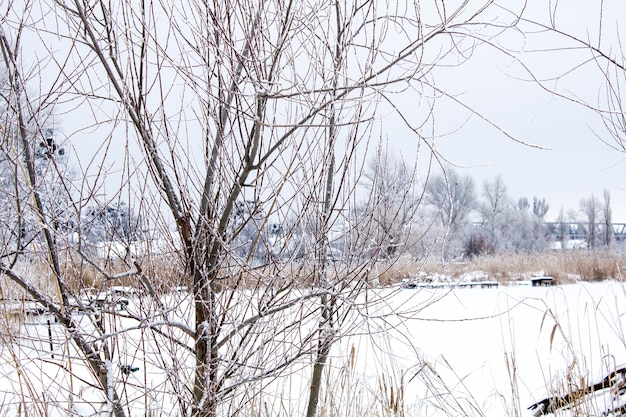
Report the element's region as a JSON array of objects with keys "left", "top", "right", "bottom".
[
  {"left": 0, "top": 69, "right": 73, "bottom": 256},
  {"left": 81, "top": 202, "right": 141, "bottom": 243}
]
